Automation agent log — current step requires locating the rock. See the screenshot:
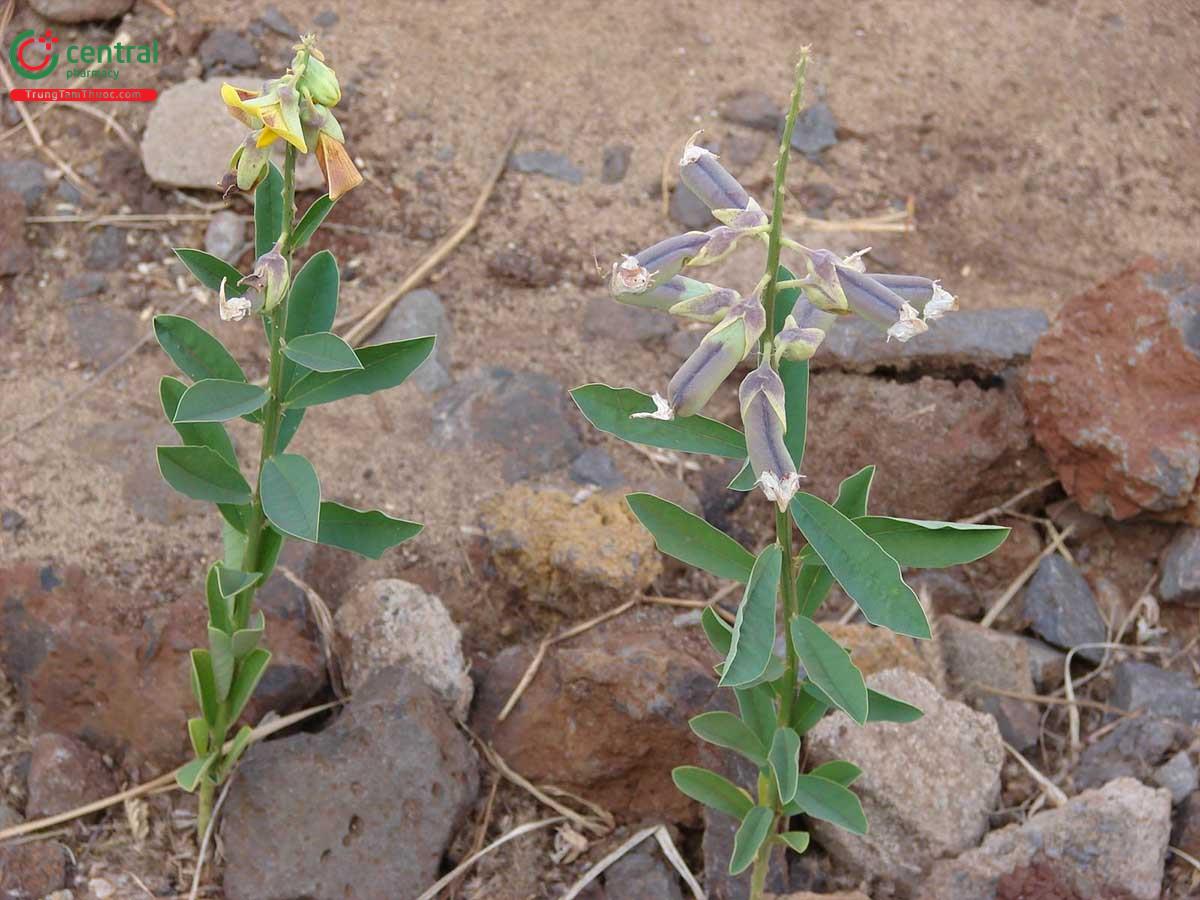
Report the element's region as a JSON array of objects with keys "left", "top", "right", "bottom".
[
  {"left": 0, "top": 841, "right": 69, "bottom": 897},
  {"left": 823, "top": 622, "right": 934, "bottom": 681},
  {"left": 204, "top": 210, "right": 245, "bottom": 262},
  {"left": 60, "top": 273, "right": 108, "bottom": 301},
  {"left": 257, "top": 6, "right": 295, "bottom": 36},
  {"left": 479, "top": 486, "right": 661, "bottom": 614},
  {"left": 472, "top": 606, "right": 717, "bottom": 823},
  {"left": 313, "top": 9, "right": 338, "bottom": 28},
  {"left": 0, "top": 158, "right": 46, "bottom": 208},
  {"left": 0, "top": 563, "right": 325, "bottom": 768},
  {"left": 719, "top": 90, "right": 780, "bottom": 131},
  {"left": 432, "top": 369, "right": 581, "bottom": 481},
  {"left": 198, "top": 29, "right": 260, "bottom": 73},
  {"left": 1173, "top": 791, "right": 1200, "bottom": 859},
  {"left": 1110, "top": 660, "right": 1200, "bottom": 724},
  {"left": 791, "top": 102, "right": 838, "bottom": 156},
  {"left": 0, "top": 190, "right": 29, "bottom": 276},
  {"left": 142, "top": 79, "right": 323, "bottom": 191},
  {"left": 769, "top": 894, "right": 870, "bottom": 900},
  {"left": 1020, "top": 636, "right": 1067, "bottom": 691},
  {"left": 0, "top": 509, "right": 23, "bottom": 532},
  {"left": 724, "top": 132, "right": 767, "bottom": 167},
  {"left": 333, "top": 579, "right": 472, "bottom": 719},
  {"left": 938, "top": 616, "right": 1040, "bottom": 750},
  {"left": 26, "top": 0, "right": 130, "bottom": 21},
  {"left": 221, "top": 667, "right": 478, "bottom": 900},
  {"left": 508, "top": 150, "right": 583, "bottom": 185},
  {"left": 26, "top": 733, "right": 116, "bottom": 820},
  {"left": 814, "top": 309, "right": 1049, "bottom": 378},
  {"left": 1159, "top": 527, "right": 1200, "bottom": 605},
  {"left": 669, "top": 184, "right": 716, "bottom": 229},
  {"left": 67, "top": 302, "right": 139, "bottom": 367},
  {"left": 0, "top": 803, "right": 20, "bottom": 829},
  {"left": 56, "top": 179, "right": 82, "bottom": 206},
  {"left": 84, "top": 226, "right": 126, "bottom": 270},
  {"left": 1153, "top": 751, "right": 1196, "bottom": 804},
  {"left": 603, "top": 845, "right": 683, "bottom": 899},
  {"left": 1073, "top": 716, "right": 1189, "bottom": 791},
  {"left": 372, "top": 289, "right": 452, "bottom": 392},
  {"left": 485, "top": 246, "right": 561, "bottom": 287},
  {"left": 923, "top": 778, "right": 1170, "bottom": 900},
  {"left": 1024, "top": 258, "right": 1200, "bottom": 522},
  {"left": 806, "top": 668, "right": 1004, "bottom": 883},
  {"left": 601, "top": 144, "right": 632, "bottom": 184},
  {"left": 570, "top": 447, "right": 623, "bottom": 489},
  {"left": 804, "top": 373, "right": 1051, "bottom": 520},
  {"left": 582, "top": 295, "right": 675, "bottom": 345},
  {"left": 1022, "top": 556, "right": 1107, "bottom": 663}
]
